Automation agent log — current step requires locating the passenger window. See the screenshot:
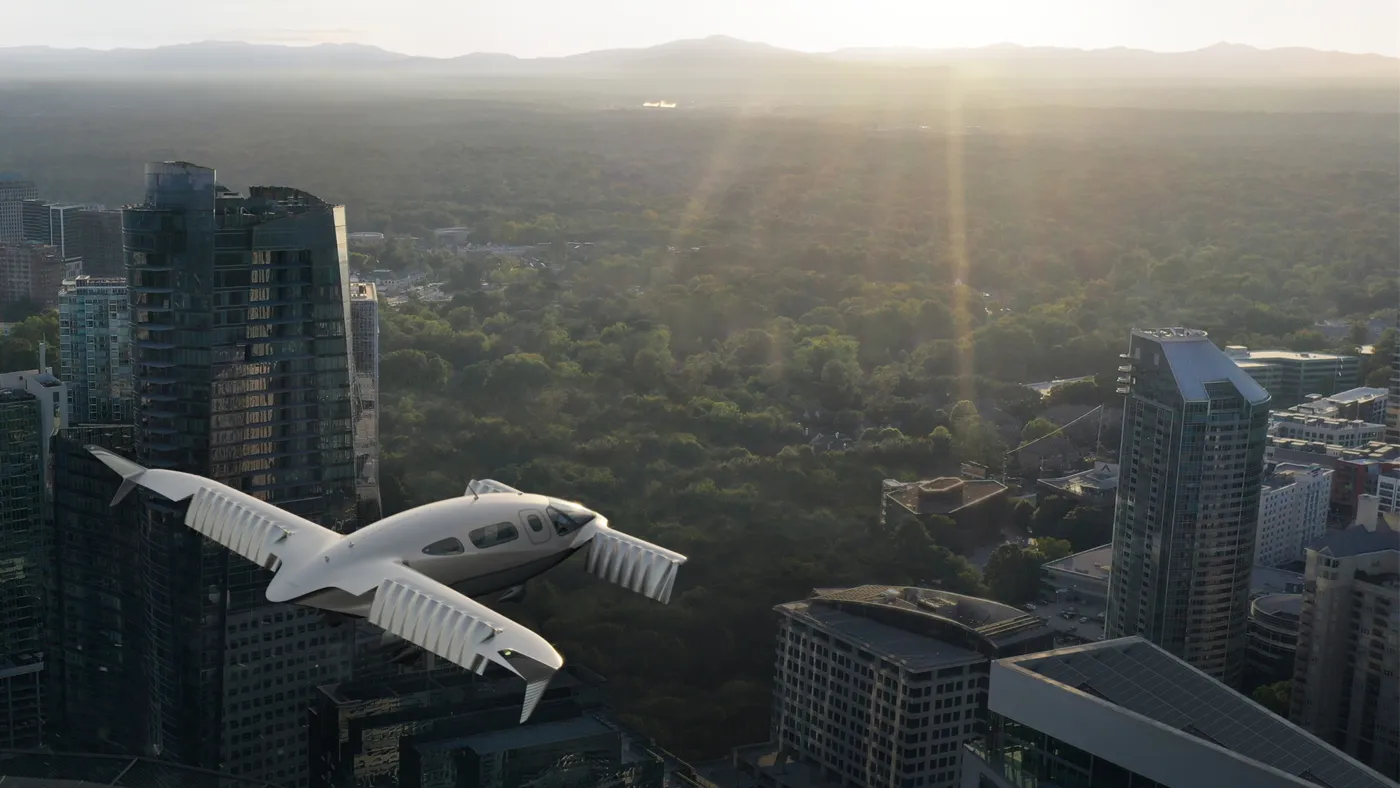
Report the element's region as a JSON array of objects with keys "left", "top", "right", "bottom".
[
  {"left": 422, "top": 537, "right": 464, "bottom": 556},
  {"left": 469, "top": 522, "right": 520, "bottom": 550},
  {"left": 526, "top": 514, "right": 545, "bottom": 533}
]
